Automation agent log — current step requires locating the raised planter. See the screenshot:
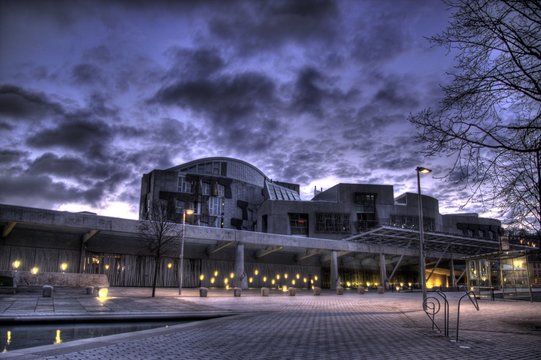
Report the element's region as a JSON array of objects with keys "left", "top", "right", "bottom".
[
  {"left": 233, "top": 287, "right": 242, "bottom": 297},
  {"left": 377, "top": 286, "right": 385, "bottom": 294},
  {"left": 288, "top": 287, "right": 296, "bottom": 296},
  {"left": 357, "top": 286, "right": 365, "bottom": 294},
  {"left": 42, "top": 285, "right": 53, "bottom": 297},
  {"left": 199, "top": 287, "right": 208, "bottom": 297},
  {"left": 313, "top": 287, "right": 321, "bottom": 296},
  {"left": 336, "top": 286, "right": 344, "bottom": 295},
  {"left": 261, "top": 287, "right": 270, "bottom": 297}
]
